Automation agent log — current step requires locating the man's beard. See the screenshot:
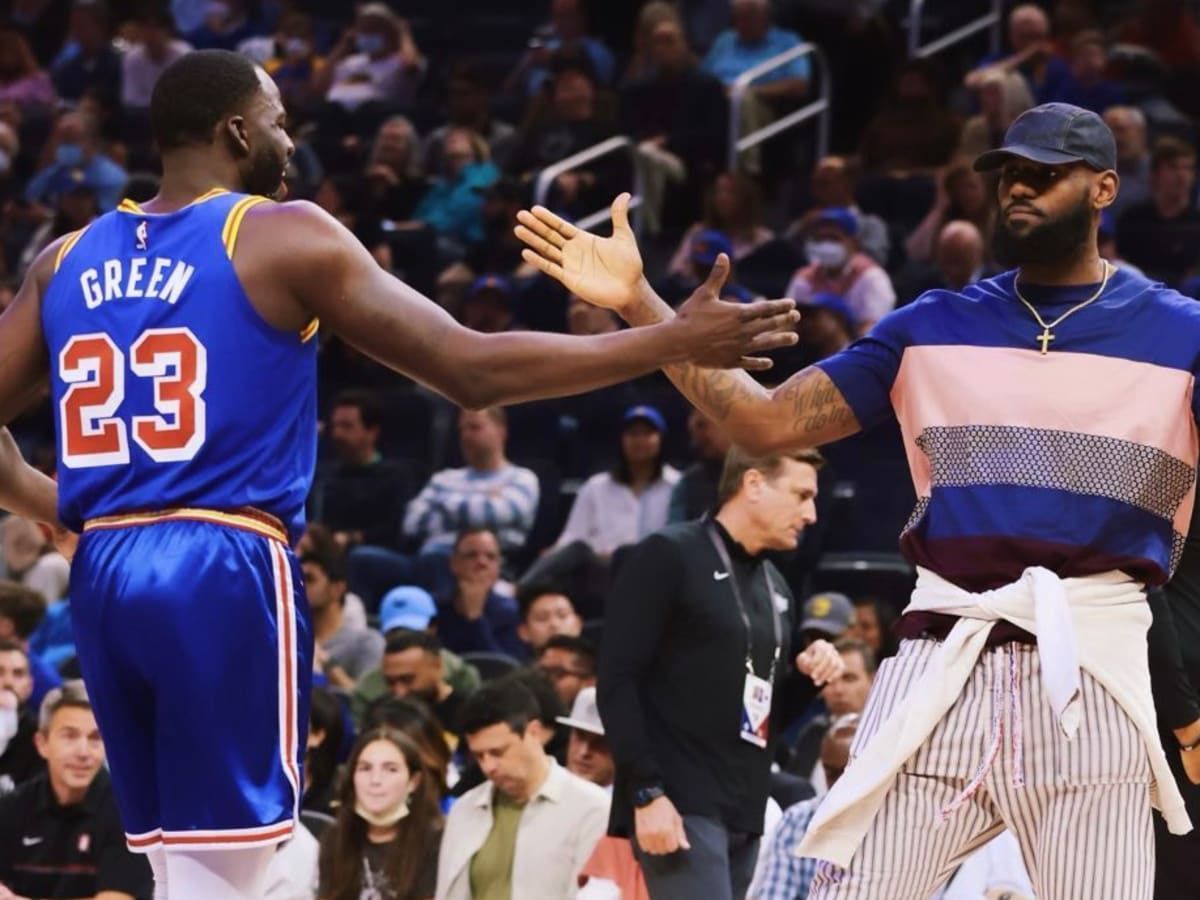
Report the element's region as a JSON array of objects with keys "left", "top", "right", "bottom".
[
  {"left": 992, "top": 196, "right": 1094, "bottom": 269},
  {"left": 243, "top": 145, "right": 287, "bottom": 199}
]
